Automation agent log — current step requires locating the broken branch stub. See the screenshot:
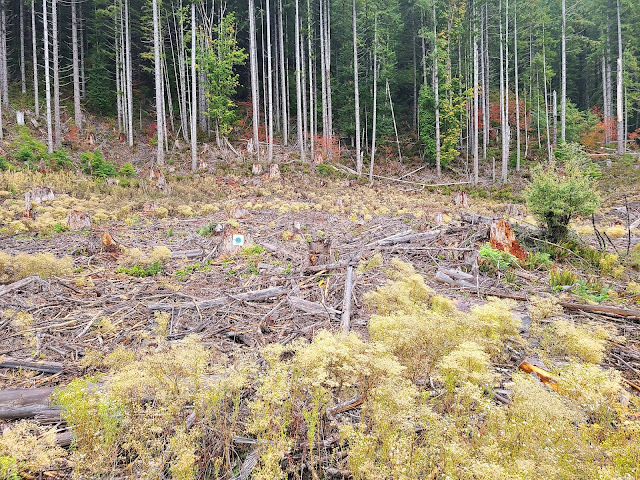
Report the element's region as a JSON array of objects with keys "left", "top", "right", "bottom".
[{"left": 87, "top": 230, "right": 120, "bottom": 256}]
